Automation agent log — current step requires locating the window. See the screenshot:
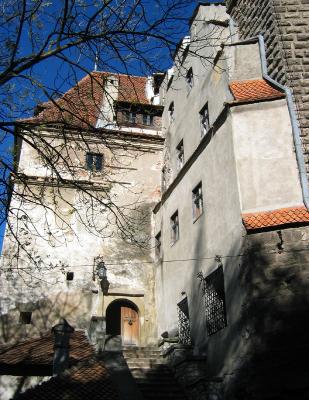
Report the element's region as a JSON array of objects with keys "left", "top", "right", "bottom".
[
  {"left": 19, "top": 312, "right": 32, "bottom": 324},
  {"left": 204, "top": 265, "right": 227, "bottom": 335},
  {"left": 170, "top": 210, "right": 179, "bottom": 245},
  {"left": 86, "top": 153, "right": 103, "bottom": 172},
  {"left": 66, "top": 272, "right": 74, "bottom": 281},
  {"left": 162, "top": 167, "right": 167, "bottom": 192},
  {"left": 155, "top": 231, "right": 162, "bottom": 259},
  {"left": 168, "top": 102, "right": 175, "bottom": 125},
  {"left": 176, "top": 140, "right": 184, "bottom": 170},
  {"left": 186, "top": 67, "right": 194, "bottom": 91},
  {"left": 200, "top": 103, "right": 210, "bottom": 137},
  {"left": 143, "top": 114, "right": 154, "bottom": 126},
  {"left": 177, "top": 297, "right": 192, "bottom": 345},
  {"left": 124, "top": 111, "right": 136, "bottom": 124},
  {"left": 192, "top": 182, "right": 203, "bottom": 221}
]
